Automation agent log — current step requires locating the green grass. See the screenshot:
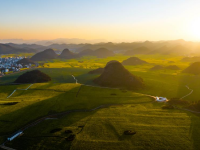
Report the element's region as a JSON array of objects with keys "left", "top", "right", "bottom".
[
  {"left": 0, "top": 83, "right": 199, "bottom": 149},
  {"left": 0, "top": 83, "right": 151, "bottom": 142},
  {"left": 6, "top": 102, "right": 200, "bottom": 150},
  {"left": 0, "top": 54, "right": 200, "bottom": 149},
  {"left": 71, "top": 103, "right": 200, "bottom": 150},
  {"left": 0, "top": 54, "right": 197, "bottom": 101}
]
